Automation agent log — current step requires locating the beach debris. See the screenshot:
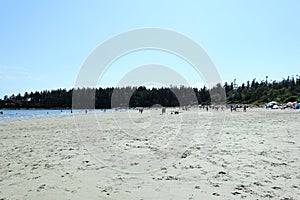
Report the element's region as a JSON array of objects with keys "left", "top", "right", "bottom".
[
  {"left": 165, "top": 175, "right": 179, "bottom": 180},
  {"left": 272, "top": 186, "right": 281, "bottom": 190},
  {"left": 154, "top": 176, "right": 179, "bottom": 181},
  {"left": 262, "top": 194, "right": 274, "bottom": 198},
  {"left": 130, "top": 162, "right": 139, "bottom": 166},
  {"left": 212, "top": 192, "right": 220, "bottom": 196},
  {"left": 180, "top": 150, "right": 191, "bottom": 158},
  {"left": 235, "top": 184, "right": 246, "bottom": 190},
  {"left": 37, "top": 184, "right": 46, "bottom": 192},
  {"left": 232, "top": 191, "right": 241, "bottom": 195},
  {"left": 160, "top": 167, "right": 167, "bottom": 173},
  {"left": 253, "top": 182, "right": 263, "bottom": 186},
  {"left": 270, "top": 162, "right": 287, "bottom": 167}
]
